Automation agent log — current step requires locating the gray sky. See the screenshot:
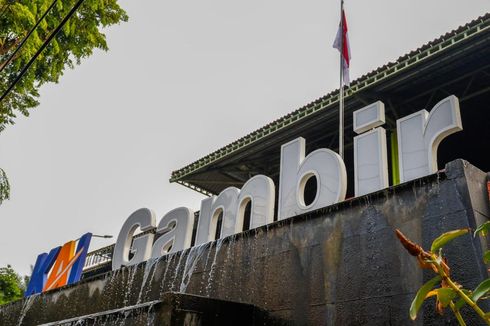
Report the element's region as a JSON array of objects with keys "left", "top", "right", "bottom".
[{"left": 0, "top": 0, "right": 488, "bottom": 276}]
